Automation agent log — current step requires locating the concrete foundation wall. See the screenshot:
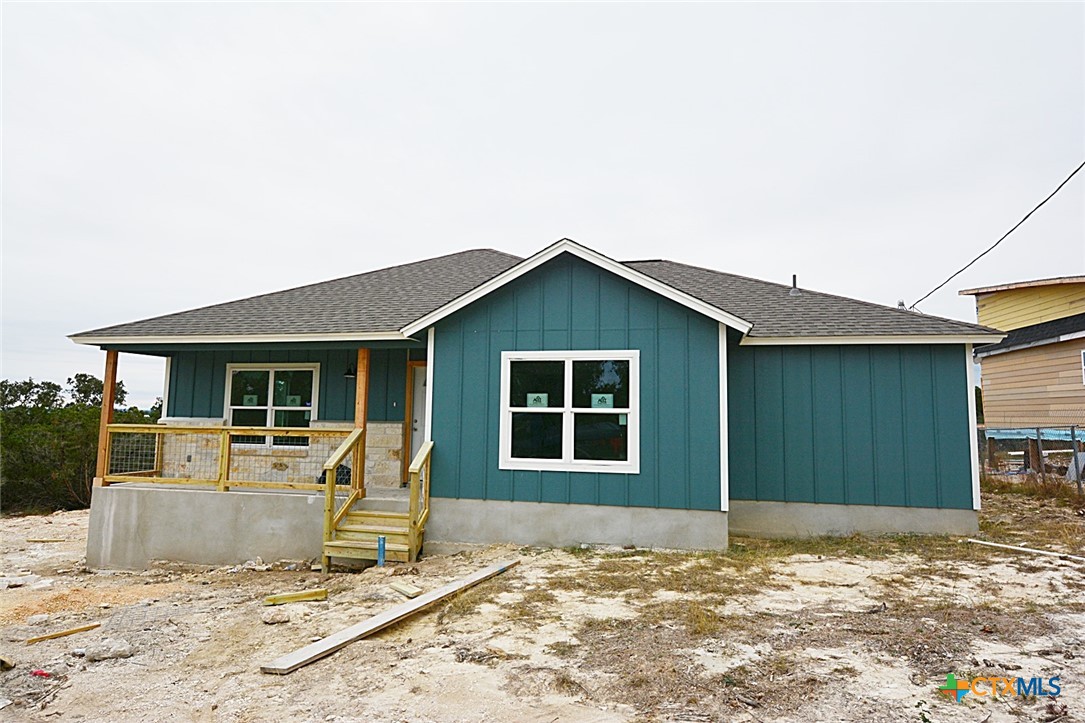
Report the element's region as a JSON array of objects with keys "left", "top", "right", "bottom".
[
  {"left": 426, "top": 497, "right": 729, "bottom": 550},
  {"left": 88, "top": 485, "right": 327, "bottom": 569},
  {"left": 728, "top": 500, "right": 978, "bottom": 538}
]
